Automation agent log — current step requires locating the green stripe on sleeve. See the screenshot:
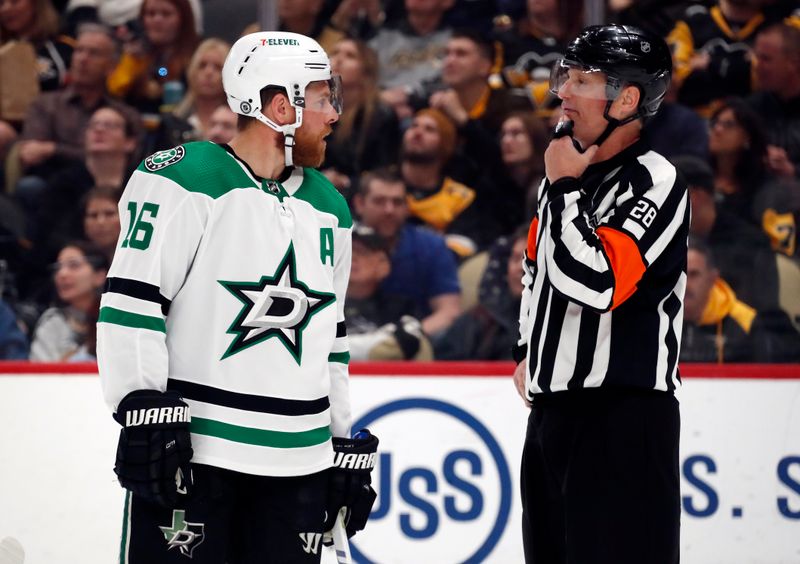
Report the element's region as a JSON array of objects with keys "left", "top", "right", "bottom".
[
  {"left": 328, "top": 351, "right": 350, "bottom": 364},
  {"left": 98, "top": 306, "right": 166, "bottom": 333},
  {"left": 190, "top": 418, "right": 331, "bottom": 448}
]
